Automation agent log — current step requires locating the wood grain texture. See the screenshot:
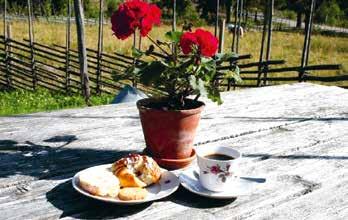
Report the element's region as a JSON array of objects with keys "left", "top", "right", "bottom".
[{"left": 0, "top": 83, "right": 347, "bottom": 219}]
